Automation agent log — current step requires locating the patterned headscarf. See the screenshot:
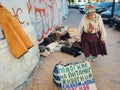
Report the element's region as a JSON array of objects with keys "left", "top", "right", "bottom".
[{"left": 85, "top": 4, "right": 96, "bottom": 15}]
